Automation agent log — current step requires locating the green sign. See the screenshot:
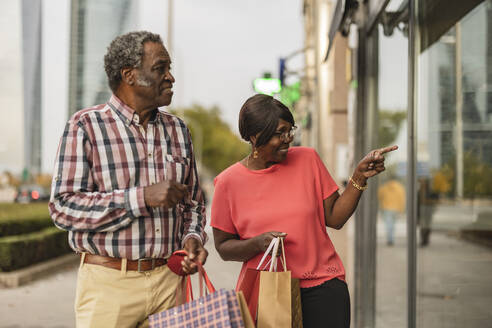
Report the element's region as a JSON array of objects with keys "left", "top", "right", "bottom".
[
  {"left": 253, "top": 78, "right": 282, "bottom": 95},
  {"left": 280, "top": 81, "right": 301, "bottom": 107}
]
